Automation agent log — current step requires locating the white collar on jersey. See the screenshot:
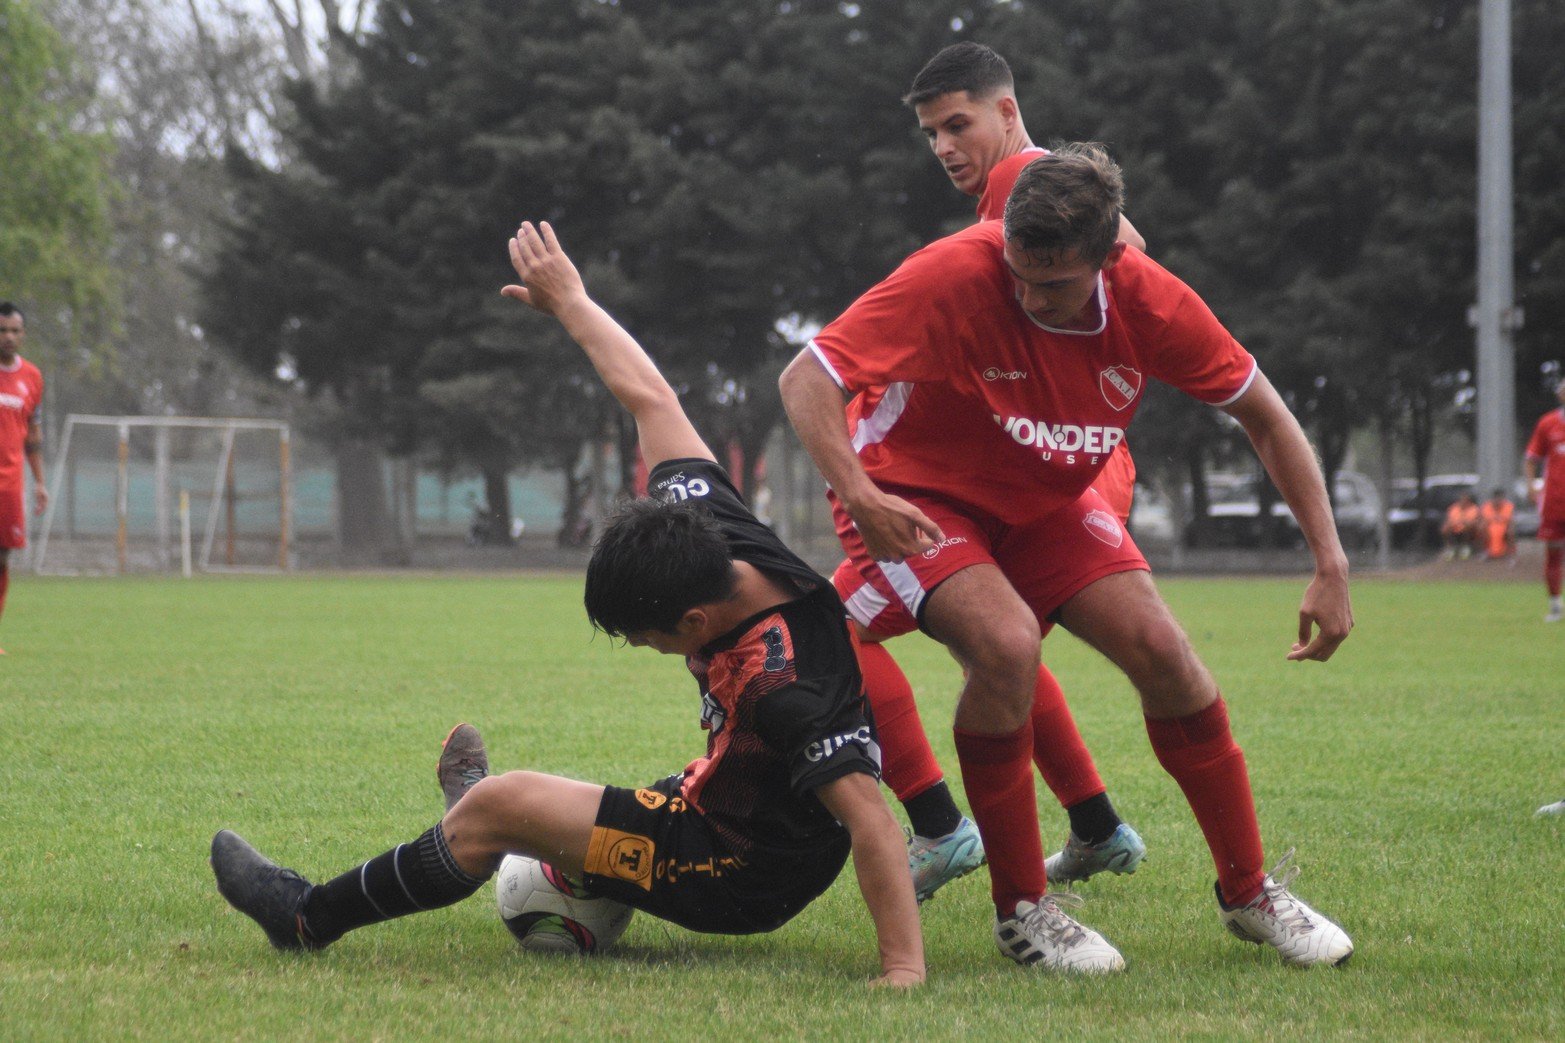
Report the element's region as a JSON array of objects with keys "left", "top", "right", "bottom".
[
  {"left": 1017, "top": 274, "right": 1108, "bottom": 336},
  {"left": 0, "top": 356, "right": 23, "bottom": 373}
]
